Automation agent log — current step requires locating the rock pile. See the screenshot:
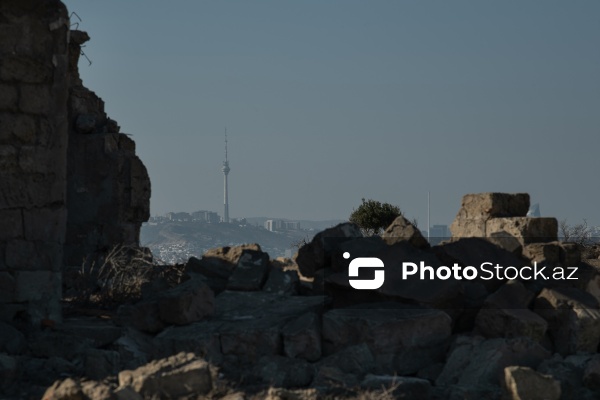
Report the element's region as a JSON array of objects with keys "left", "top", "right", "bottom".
[{"left": 0, "top": 193, "right": 592, "bottom": 399}]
